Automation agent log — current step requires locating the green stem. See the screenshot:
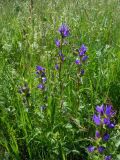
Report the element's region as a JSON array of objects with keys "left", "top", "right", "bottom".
[{"left": 59, "top": 37, "right": 63, "bottom": 108}]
